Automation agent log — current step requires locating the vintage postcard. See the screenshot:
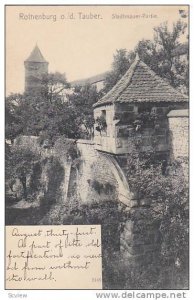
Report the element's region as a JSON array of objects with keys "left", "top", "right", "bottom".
[{"left": 5, "top": 5, "right": 189, "bottom": 291}]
